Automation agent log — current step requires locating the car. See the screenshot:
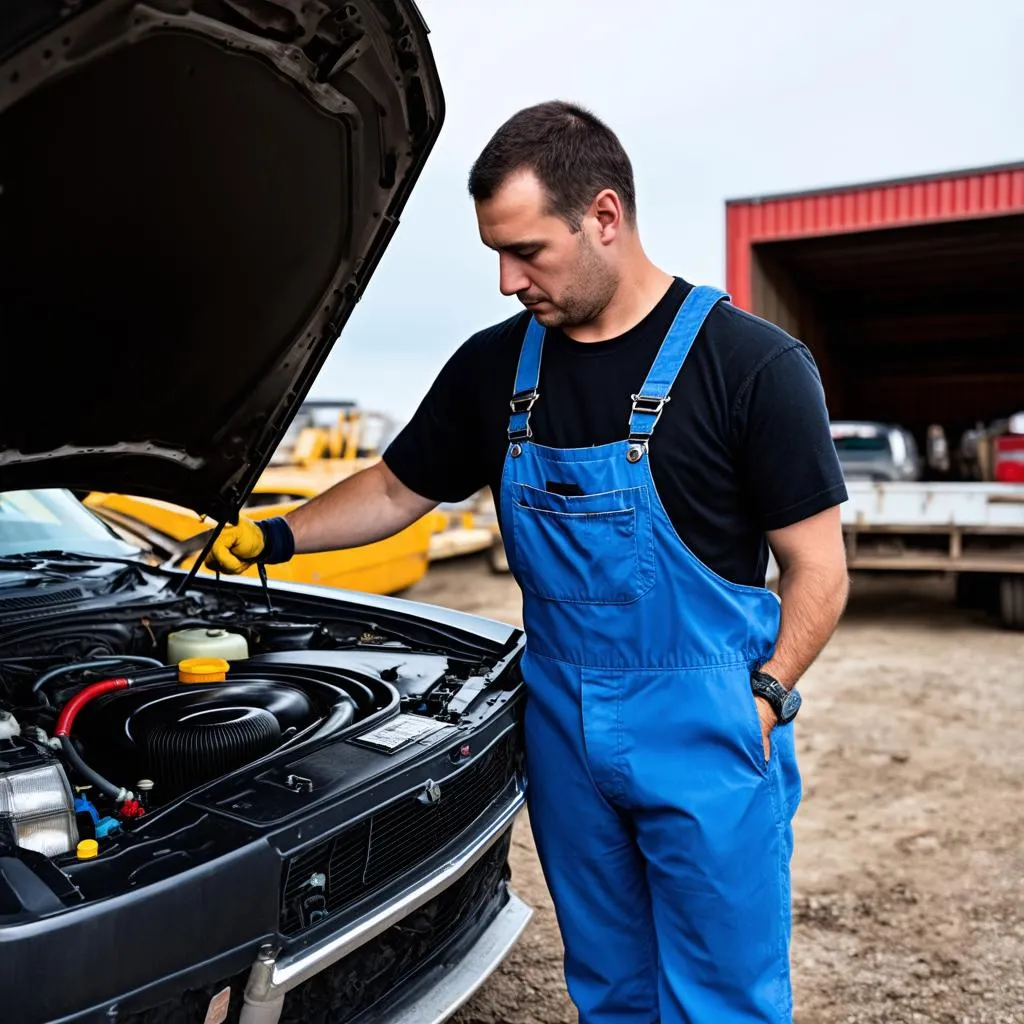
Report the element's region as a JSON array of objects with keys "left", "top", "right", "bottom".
[
  {"left": 830, "top": 421, "right": 923, "bottom": 483},
  {"left": 0, "top": 3, "right": 530, "bottom": 1023}
]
